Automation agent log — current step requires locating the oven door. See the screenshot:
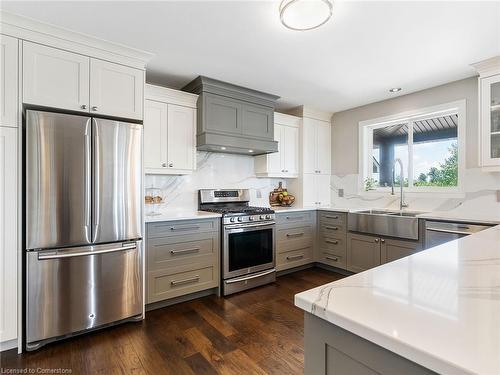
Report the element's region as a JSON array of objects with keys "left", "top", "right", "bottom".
[{"left": 223, "top": 222, "right": 276, "bottom": 279}]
